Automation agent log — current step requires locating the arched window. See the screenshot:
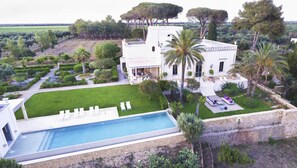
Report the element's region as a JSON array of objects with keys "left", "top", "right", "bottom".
[{"left": 152, "top": 46, "right": 155, "bottom": 52}]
